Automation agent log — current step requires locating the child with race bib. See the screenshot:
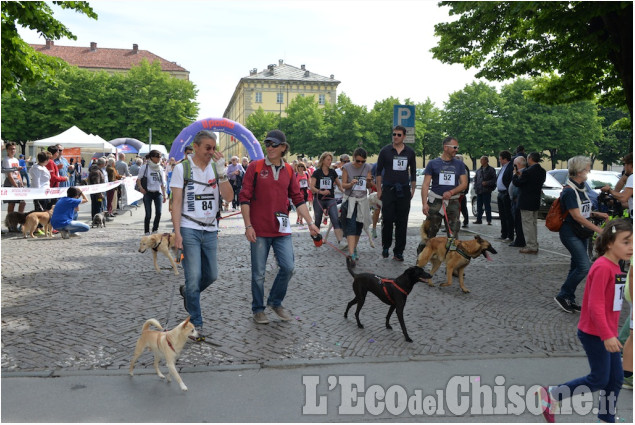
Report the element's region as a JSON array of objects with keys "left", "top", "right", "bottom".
[{"left": 539, "top": 218, "right": 633, "bottom": 423}]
